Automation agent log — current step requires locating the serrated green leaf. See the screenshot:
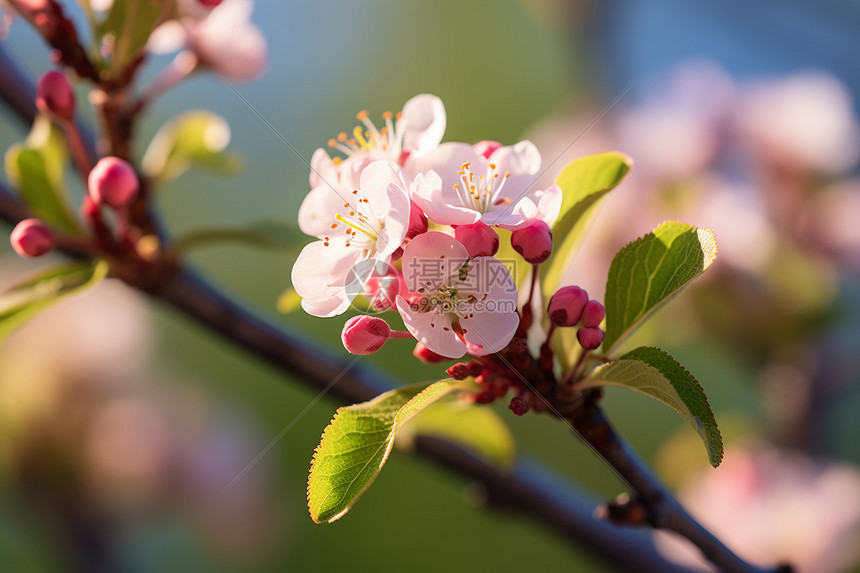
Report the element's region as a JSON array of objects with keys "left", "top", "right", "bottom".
[
  {"left": 581, "top": 346, "right": 723, "bottom": 467},
  {"left": 99, "top": 0, "right": 168, "bottom": 72},
  {"left": 142, "top": 111, "right": 243, "bottom": 183},
  {"left": 397, "top": 400, "right": 516, "bottom": 468},
  {"left": 540, "top": 152, "right": 632, "bottom": 300},
  {"left": 603, "top": 221, "right": 717, "bottom": 354},
  {"left": 308, "top": 379, "right": 470, "bottom": 523},
  {"left": 5, "top": 116, "right": 82, "bottom": 234},
  {"left": 0, "top": 261, "right": 109, "bottom": 341}
]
